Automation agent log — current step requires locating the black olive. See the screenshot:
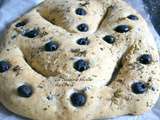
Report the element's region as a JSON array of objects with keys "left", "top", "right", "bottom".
[
  {"left": 44, "top": 41, "right": 59, "bottom": 52},
  {"left": 74, "top": 59, "right": 89, "bottom": 72},
  {"left": 17, "top": 84, "right": 33, "bottom": 98},
  {"left": 23, "top": 28, "right": 39, "bottom": 38},
  {"left": 77, "top": 23, "right": 89, "bottom": 32},
  {"left": 0, "top": 61, "right": 11, "bottom": 73},
  {"left": 70, "top": 92, "right": 86, "bottom": 107},
  {"left": 77, "top": 38, "right": 90, "bottom": 45},
  {"left": 132, "top": 82, "right": 147, "bottom": 94},
  {"left": 114, "top": 25, "right": 131, "bottom": 33},
  {"left": 138, "top": 54, "right": 152, "bottom": 65},
  {"left": 75, "top": 8, "right": 87, "bottom": 16},
  {"left": 15, "top": 20, "right": 27, "bottom": 27},
  {"left": 127, "top": 15, "right": 139, "bottom": 20},
  {"left": 103, "top": 35, "right": 116, "bottom": 44}
]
